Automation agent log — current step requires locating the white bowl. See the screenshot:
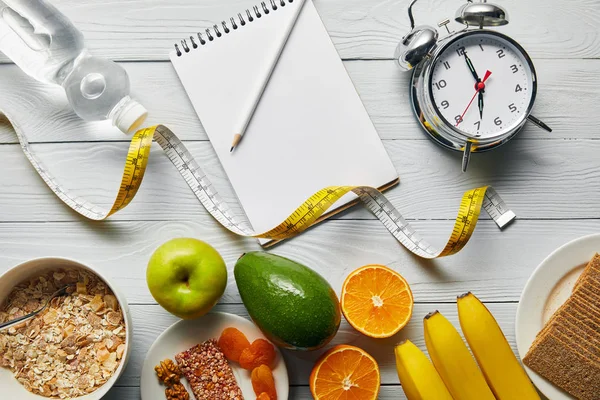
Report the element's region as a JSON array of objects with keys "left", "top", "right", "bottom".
[{"left": 0, "top": 257, "right": 133, "bottom": 400}]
